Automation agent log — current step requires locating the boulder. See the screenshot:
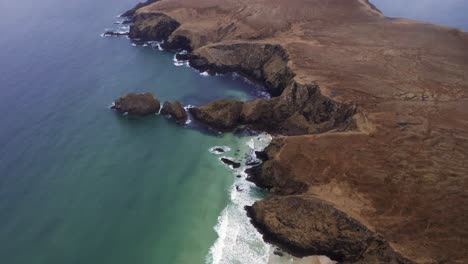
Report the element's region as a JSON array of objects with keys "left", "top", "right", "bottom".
[
  {"left": 112, "top": 92, "right": 160, "bottom": 116},
  {"left": 189, "top": 99, "right": 244, "bottom": 130},
  {"left": 220, "top": 158, "right": 241, "bottom": 169},
  {"left": 160, "top": 101, "right": 188, "bottom": 124}
]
